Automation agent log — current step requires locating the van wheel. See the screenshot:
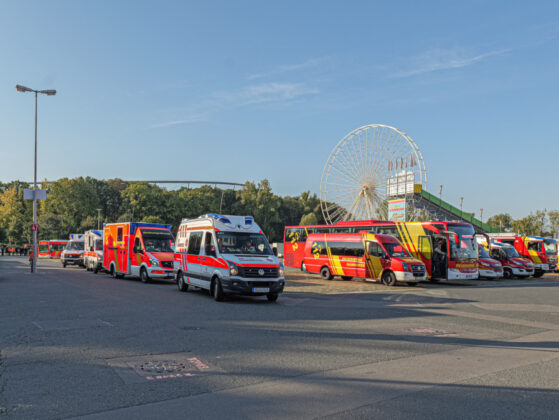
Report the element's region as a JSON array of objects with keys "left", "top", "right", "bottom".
[
  {"left": 341, "top": 276, "right": 353, "bottom": 281},
  {"left": 503, "top": 268, "right": 512, "bottom": 279},
  {"left": 62, "top": 262, "right": 67, "bottom": 268},
  {"left": 110, "top": 265, "right": 116, "bottom": 278},
  {"left": 533, "top": 271, "right": 544, "bottom": 278},
  {"left": 382, "top": 272, "right": 397, "bottom": 286},
  {"left": 93, "top": 266, "right": 98, "bottom": 274},
  {"left": 140, "top": 268, "right": 150, "bottom": 283},
  {"left": 177, "top": 272, "right": 188, "bottom": 292},
  {"left": 267, "top": 293, "right": 279, "bottom": 302},
  {"left": 320, "top": 267, "right": 333, "bottom": 280},
  {"left": 212, "top": 279, "right": 224, "bottom": 302}
]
